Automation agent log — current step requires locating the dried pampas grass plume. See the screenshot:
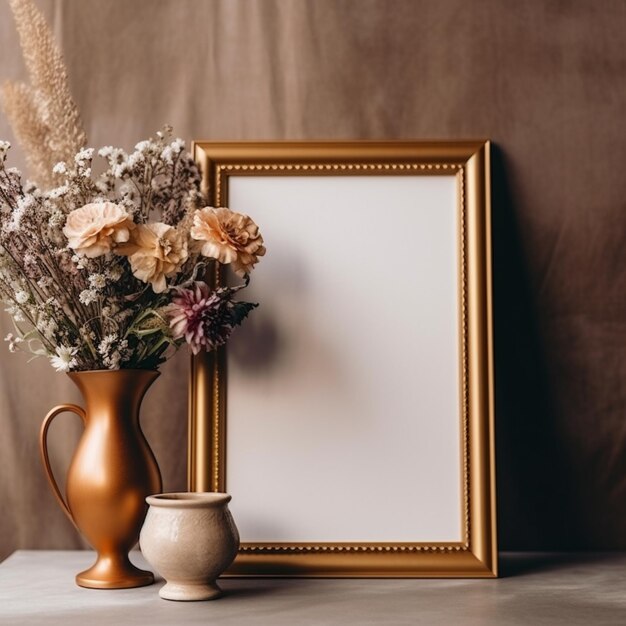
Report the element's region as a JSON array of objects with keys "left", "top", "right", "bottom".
[
  {"left": 1, "top": 81, "right": 52, "bottom": 185},
  {"left": 0, "top": 0, "right": 87, "bottom": 187}
]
